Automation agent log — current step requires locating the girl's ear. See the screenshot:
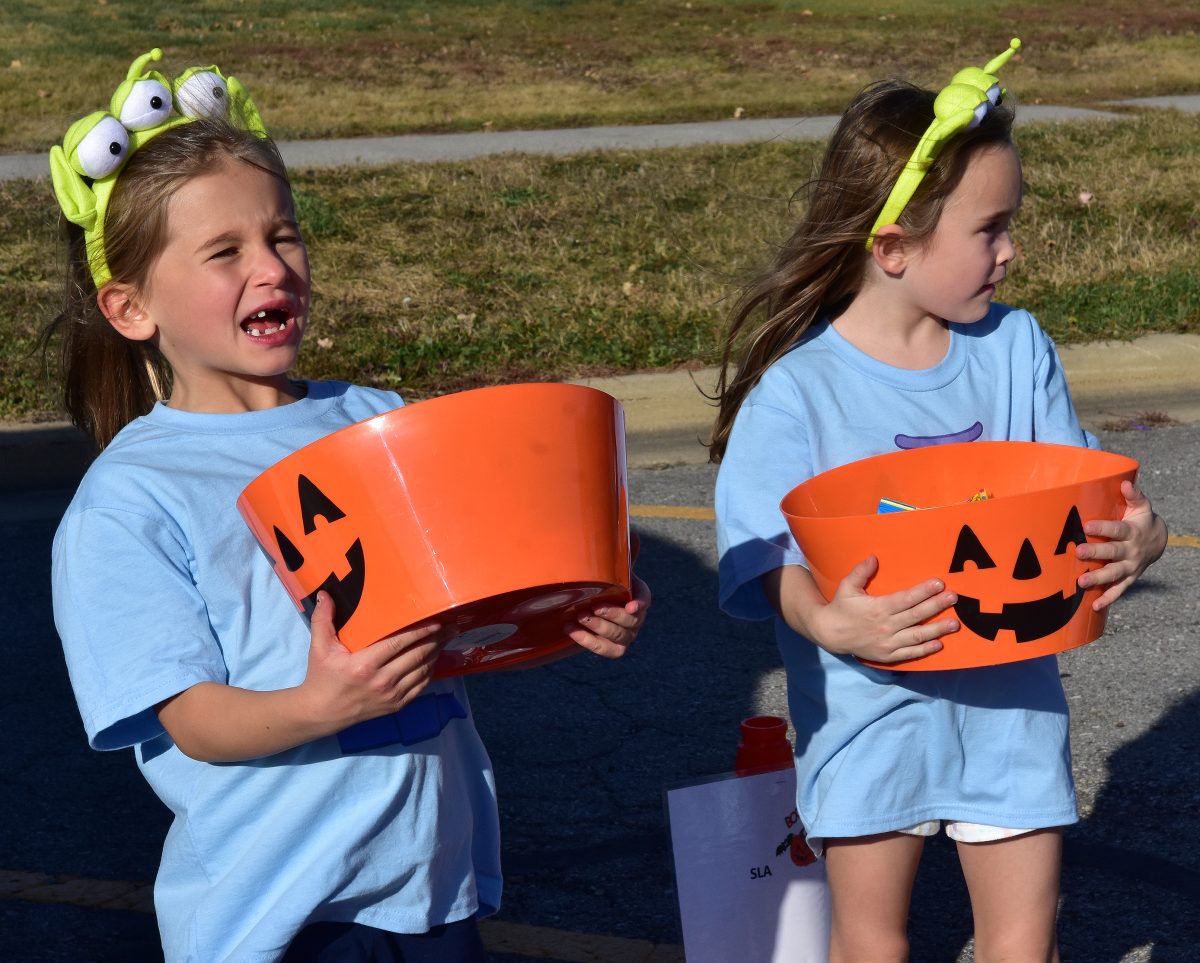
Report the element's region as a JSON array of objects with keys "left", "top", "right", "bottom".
[
  {"left": 97, "top": 282, "right": 156, "bottom": 342},
  {"left": 870, "top": 225, "right": 911, "bottom": 276}
]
